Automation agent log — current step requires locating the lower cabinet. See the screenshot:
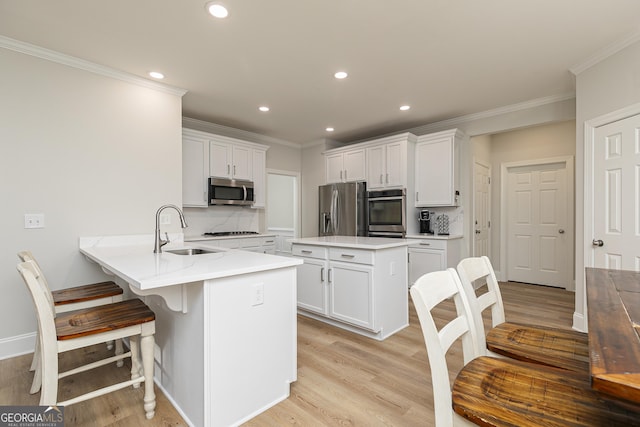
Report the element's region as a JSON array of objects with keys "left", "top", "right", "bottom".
[
  {"left": 292, "top": 243, "right": 408, "bottom": 340},
  {"left": 408, "top": 238, "right": 462, "bottom": 287}
]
